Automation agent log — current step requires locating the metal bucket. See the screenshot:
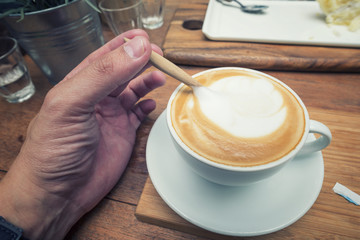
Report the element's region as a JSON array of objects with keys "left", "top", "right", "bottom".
[{"left": 3, "top": 0, "right": 104, "bottom": 84}]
